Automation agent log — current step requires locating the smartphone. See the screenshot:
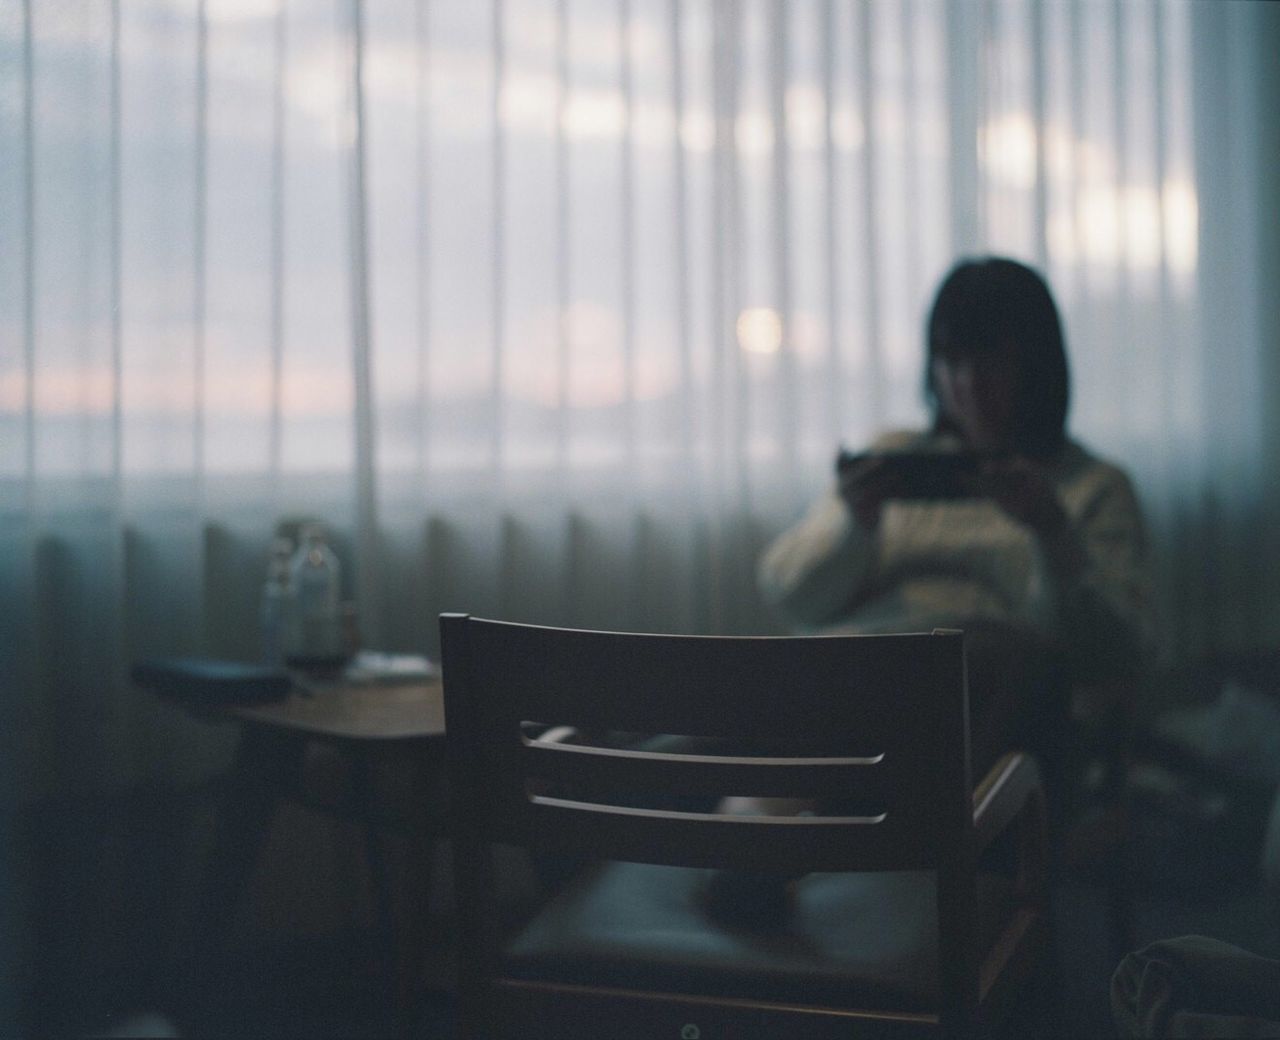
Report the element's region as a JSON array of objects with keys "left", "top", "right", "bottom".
[{"left": 837, "top": 449, "right": 999, "bottom": 500}]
